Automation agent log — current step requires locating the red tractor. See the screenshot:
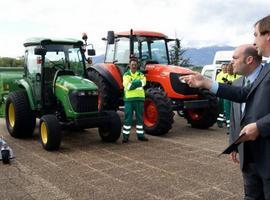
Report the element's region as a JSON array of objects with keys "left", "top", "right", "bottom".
[{"left": 86, "top": 30, "right": 218, "bottom": 136}]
